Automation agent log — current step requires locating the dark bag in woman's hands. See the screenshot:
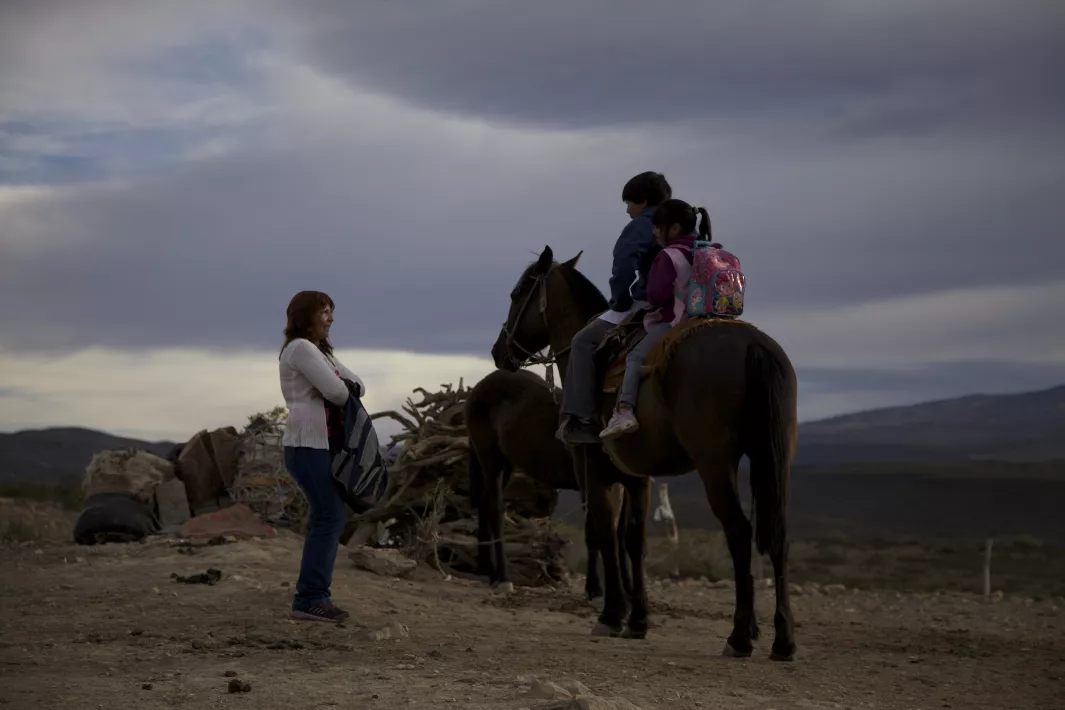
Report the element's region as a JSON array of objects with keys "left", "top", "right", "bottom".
[{"left": 324, "top": 379, "right": 389, "bottom": 514}]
